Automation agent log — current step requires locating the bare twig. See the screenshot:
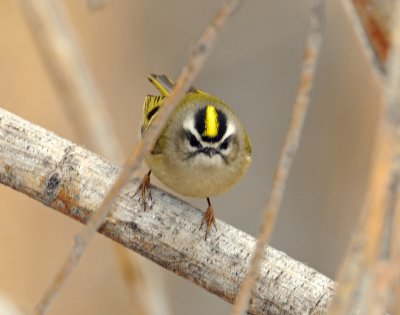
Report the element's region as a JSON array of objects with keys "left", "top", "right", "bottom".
[
  {"left": 0, "top": 107, "right": 336, "bottom": 315},
  {"left": 18, "top": 1, "right": 168, "bottom": 315},
  {"left": 391, "top": 197, "right": 400, "bottom": 314},
  {"left": 327, "top": 1, "right": 400, "bottom": 314},
  {"left": 17, "top": 0, "right": 243, "bottom": 314},
  {"left": 230, "top": 1, "right": 325, "bottom": 314},
  {"left": 325, "top": 116, "right": 390, "bottom": 315},
  {"left": 366, "top": 1, "right": 400, "bottom": 313},
  {"left": 342, "top": 0, "right": 396, "bottom": 78},
  {"left": 18, "top": 0, "right": 122, "bottom": 162}
]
